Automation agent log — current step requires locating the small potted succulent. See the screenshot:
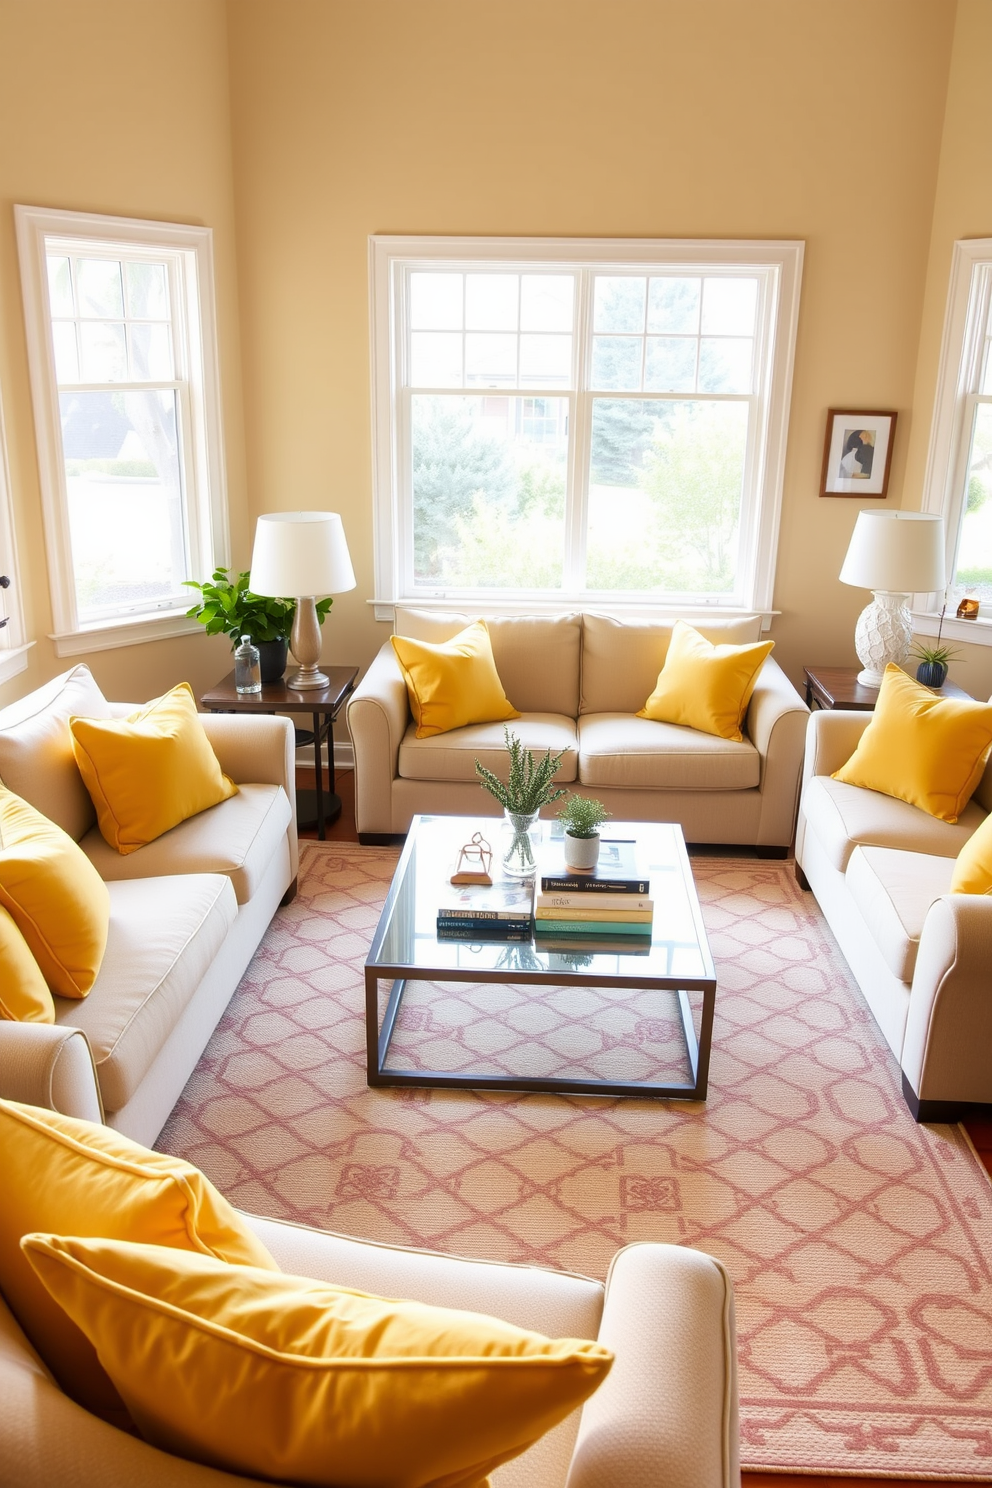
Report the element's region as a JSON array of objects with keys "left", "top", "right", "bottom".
[
  {"left": 476, "top": 729, "right": 569, "bottom": 877},
  {"left": 911, "top": 604, "right": 959, "bottom": 689},
  {"left": 557, "top": 794, "right": 611, "bottom": 872}
]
